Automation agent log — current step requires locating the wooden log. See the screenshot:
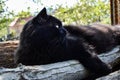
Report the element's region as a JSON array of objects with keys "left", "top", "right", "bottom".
[
  {"left": 0, "top": 41, "right": 18, "bottom": 68},
  {"left": 97, "top": 70, "right": 120, "bottom": 80},
  {"left": 0, "top": 46, "right": 120, "bottom": 80}
]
